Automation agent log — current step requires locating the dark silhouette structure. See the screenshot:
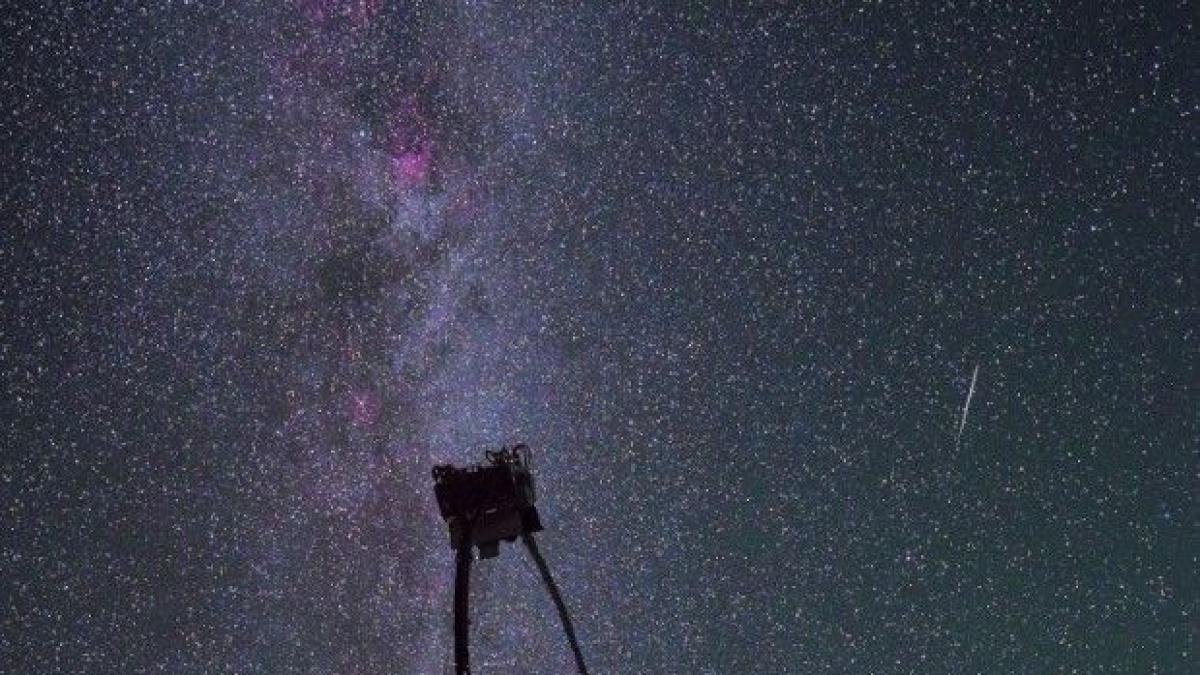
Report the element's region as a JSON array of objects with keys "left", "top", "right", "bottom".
[{"left": 432, "top": 445, "right": 588, "bottom": 675}]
